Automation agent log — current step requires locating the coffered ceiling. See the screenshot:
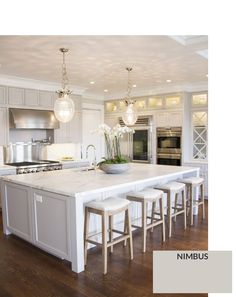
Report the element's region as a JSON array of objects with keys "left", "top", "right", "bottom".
[{"left": 0, "top": 35, "right": 208, "bottom": 99}]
